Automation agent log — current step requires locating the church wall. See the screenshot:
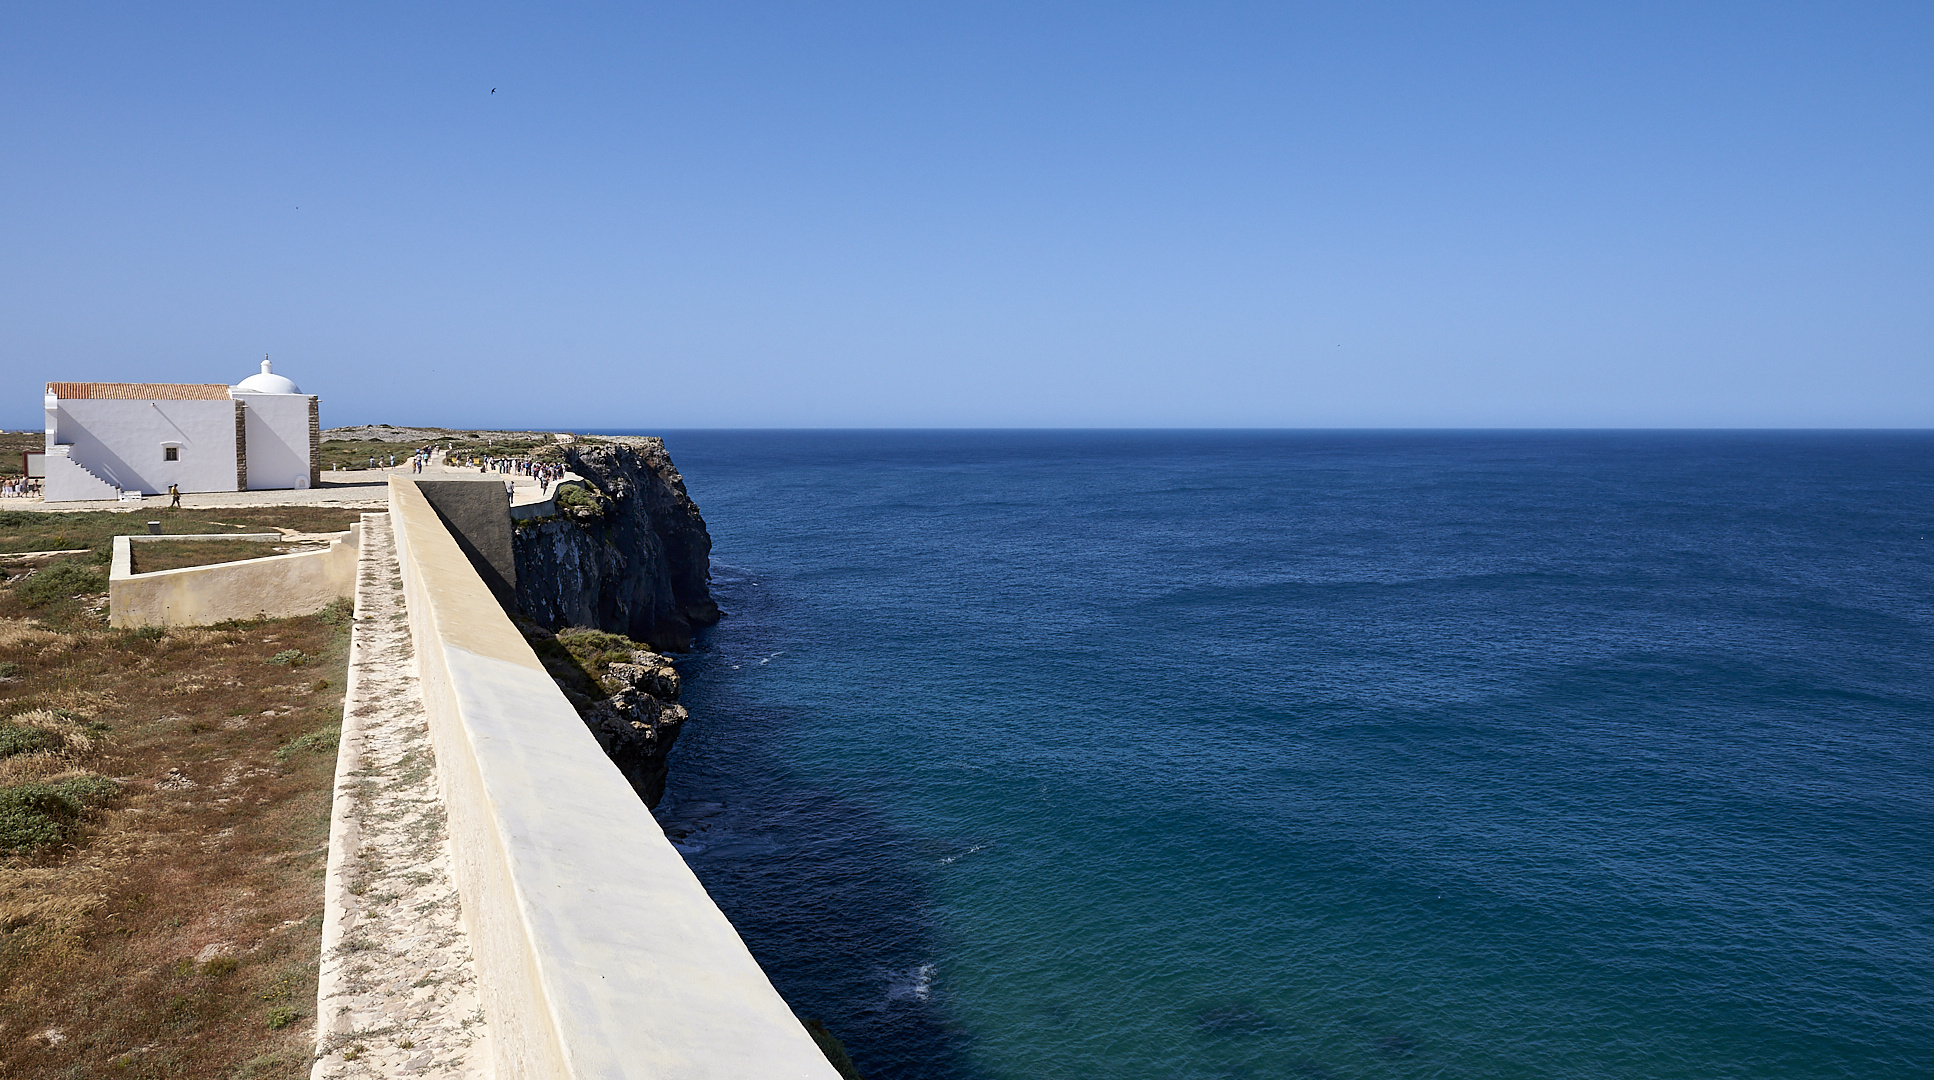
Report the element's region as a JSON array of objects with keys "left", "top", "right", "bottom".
[
  {"left": 48, "top": 397, "right": 239, "bottom": 497},
  {"left": 235, "top": 392, "right": 316, "bottom": 491},
  {"left": 42, "top": 451, "right": 121, "bottom": 501}
]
